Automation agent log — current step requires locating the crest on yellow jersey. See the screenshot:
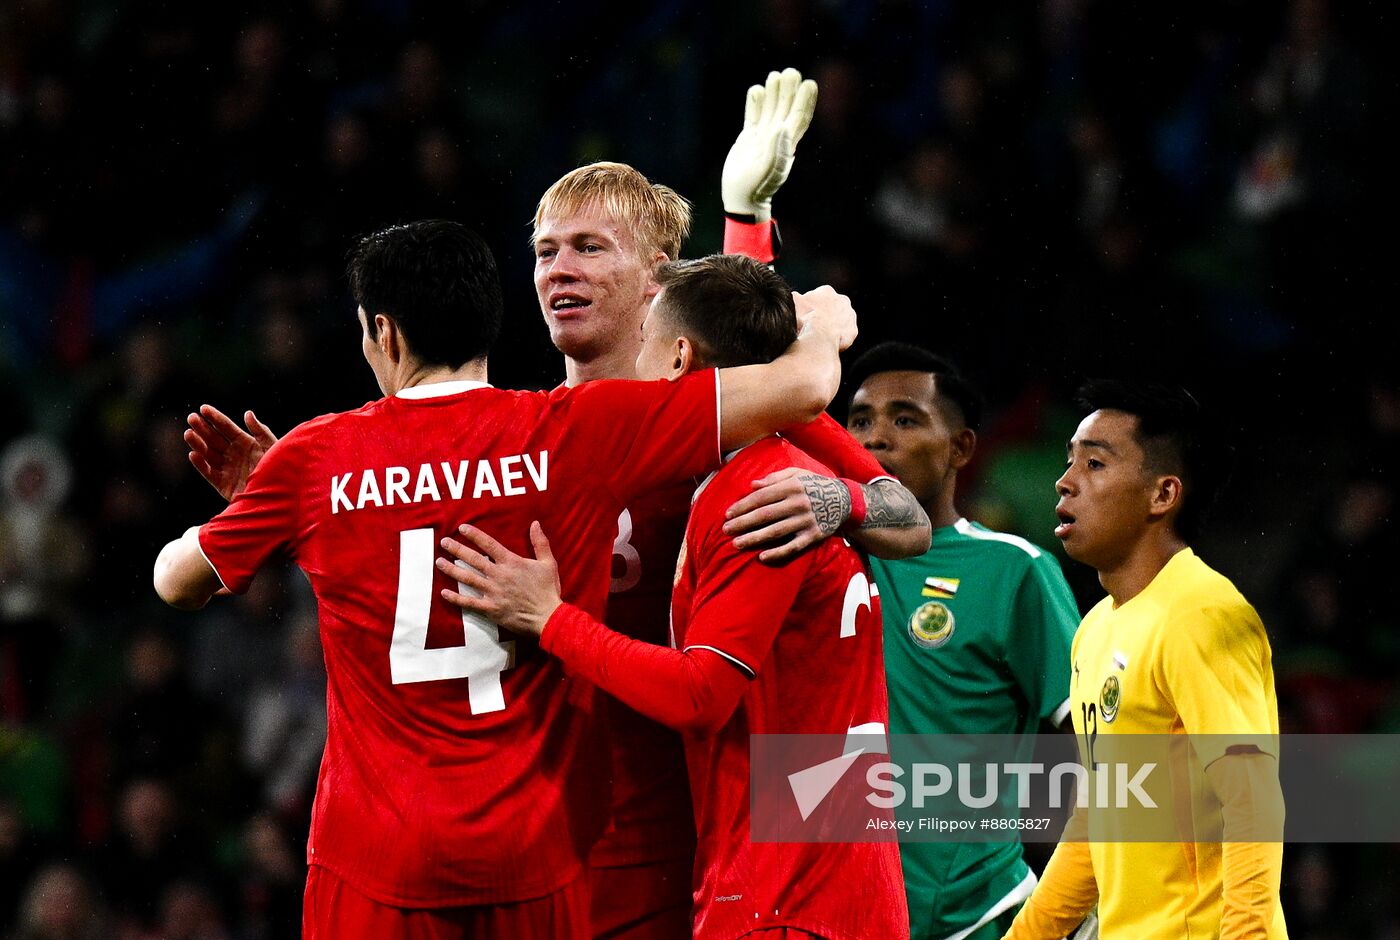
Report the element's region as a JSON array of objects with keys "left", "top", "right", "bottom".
[{"left": 1100, "top": 674, "right": 1122, "bottom": 723}]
